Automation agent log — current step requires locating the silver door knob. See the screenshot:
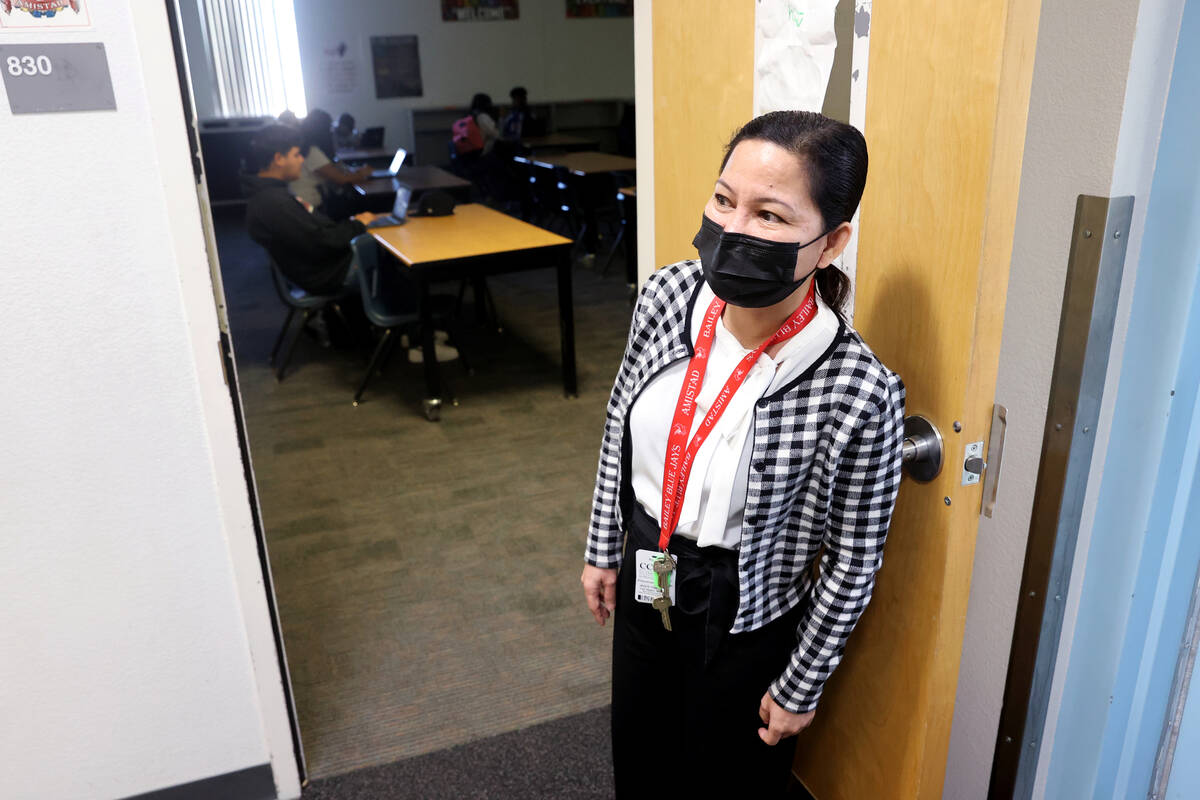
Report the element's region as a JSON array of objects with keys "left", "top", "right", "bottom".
[{"left": 902, "top": 415, "right": 944, "bottom": 483}]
